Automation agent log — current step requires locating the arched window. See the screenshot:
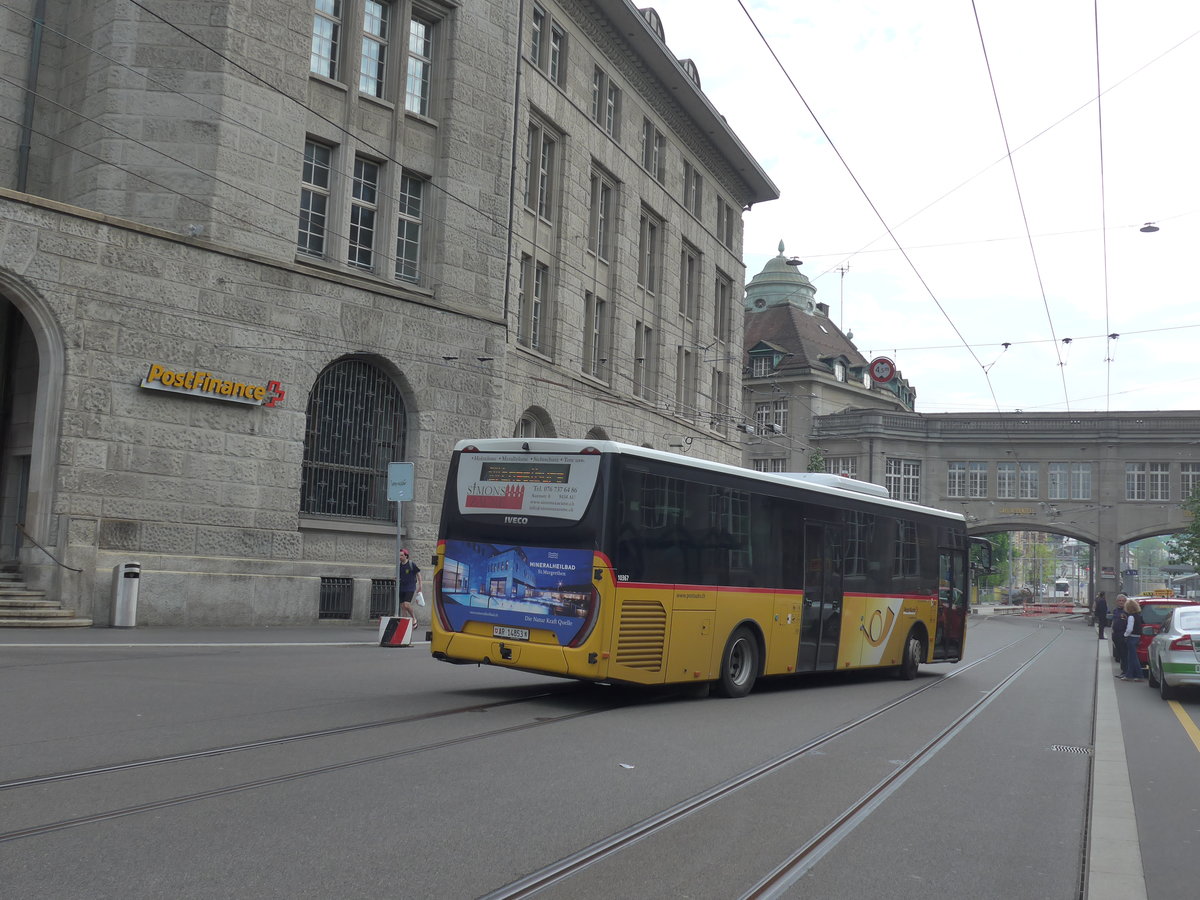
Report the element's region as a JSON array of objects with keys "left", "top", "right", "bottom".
[
  {"left": 301, "top": 357, "right": 407, "bottom": 522},
  {"left": 514, "top": 407, "right": 555, "bottom": 438}
]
